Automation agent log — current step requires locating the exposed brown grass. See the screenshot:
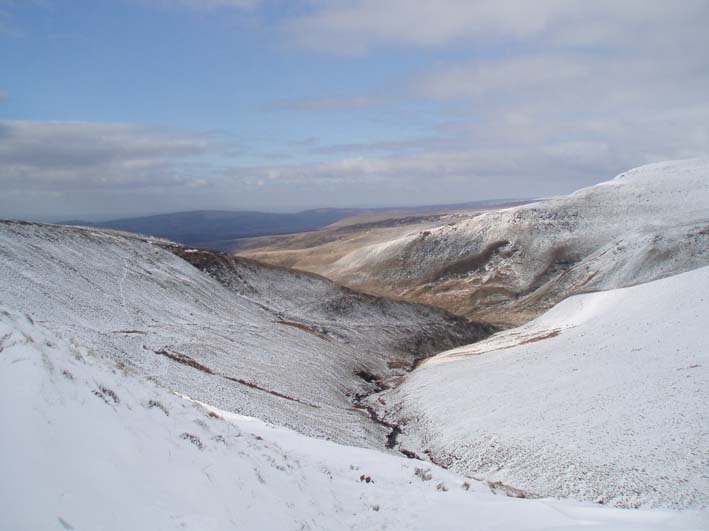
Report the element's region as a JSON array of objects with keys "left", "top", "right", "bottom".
[
  {"left": 153, "top": 347, "right": 320, "bottom": 408},
  {"left": 518, "top": 329, "right": 561, "bottom": 345},
  {"left": 275, "top": 320, "right": 329, "bottom": 341},
  {"left": 443, "top": 328, "right": 562, "bottom": 360},
  {"left": 154, "top": 348, "right": 214, "bottom": 374},
  {"left": 485, "top": 480, "right": 535, "bottom": 499},
  {"left": 420, "top": 240, "right": 509, "bottom": 284}
]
